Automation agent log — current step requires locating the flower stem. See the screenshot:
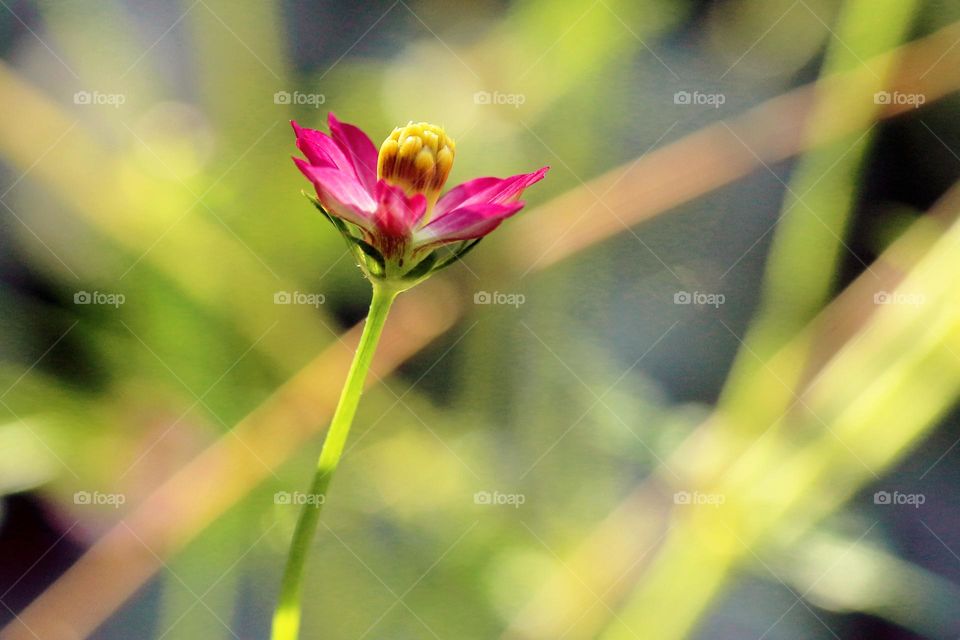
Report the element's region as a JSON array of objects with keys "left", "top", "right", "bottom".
[{"left": 270, "top": 282, "right": 398, "bottom": 640}]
